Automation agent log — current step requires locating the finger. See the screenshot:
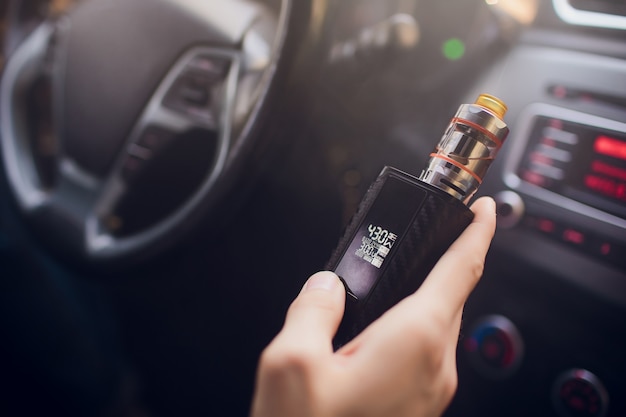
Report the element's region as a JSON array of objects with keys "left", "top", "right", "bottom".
[
  {"left": 275, "top": 271, "right": 346, "bottom": 354},
  {"left": 414, "top": 196, "right": 496, "bottom": 318}
]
